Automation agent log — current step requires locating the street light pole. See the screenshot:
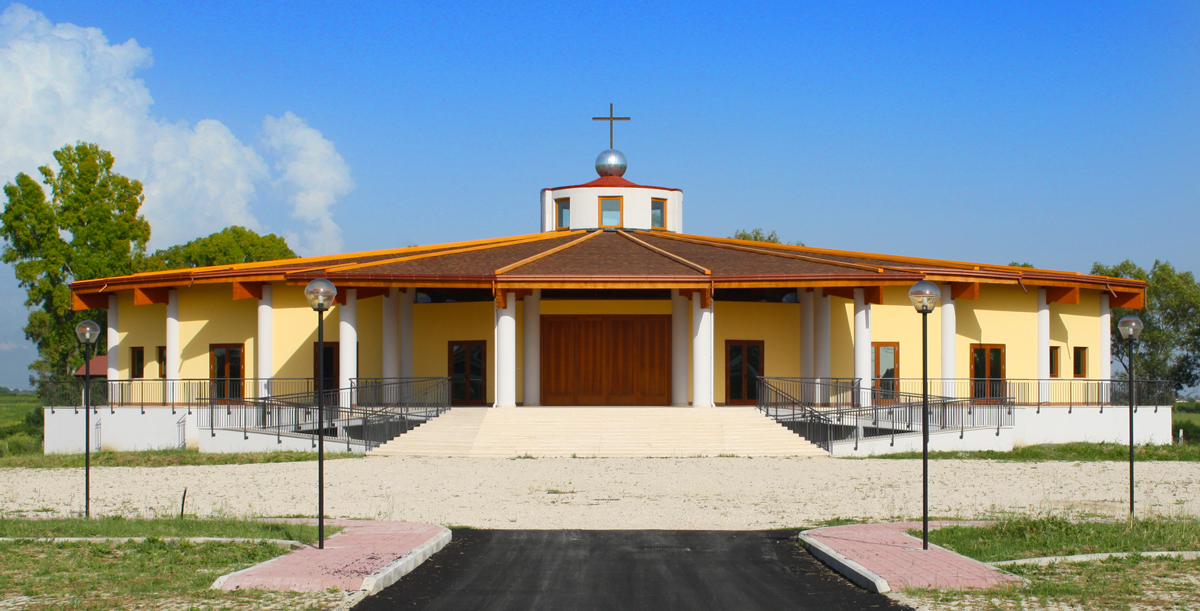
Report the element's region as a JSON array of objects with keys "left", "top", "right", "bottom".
[
  {"left": 304, "top": 278, "right": 337, "bottom": 550},
  {"left": 75, "top": 320, "right": 101, "bottom": 519},
  {"left": 1117, "top": 314, "right": 1143, "bottom": 518},
  {"left": 908, "top": 281, "right": 941, "bottom": 551},
  {"left": 922, "top": 309, "right": 929, "bottom": 550}
]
